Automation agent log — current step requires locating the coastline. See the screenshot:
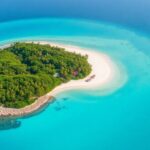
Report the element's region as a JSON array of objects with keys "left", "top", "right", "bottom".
[{"left": 0, "top": 41, "right": 121, "bottom": 117}]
